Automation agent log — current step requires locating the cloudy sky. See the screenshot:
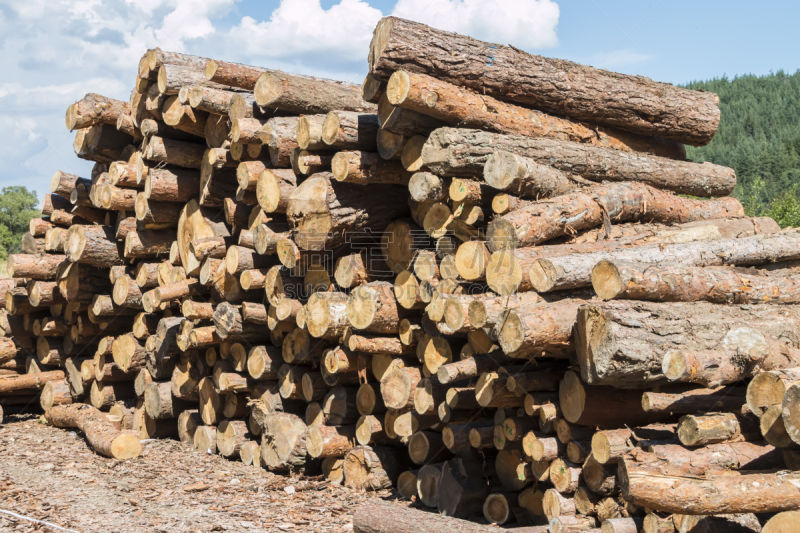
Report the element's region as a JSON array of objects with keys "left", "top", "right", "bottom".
[{"left": 1, "top": 0, "right": 798, "bottom": 206}]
